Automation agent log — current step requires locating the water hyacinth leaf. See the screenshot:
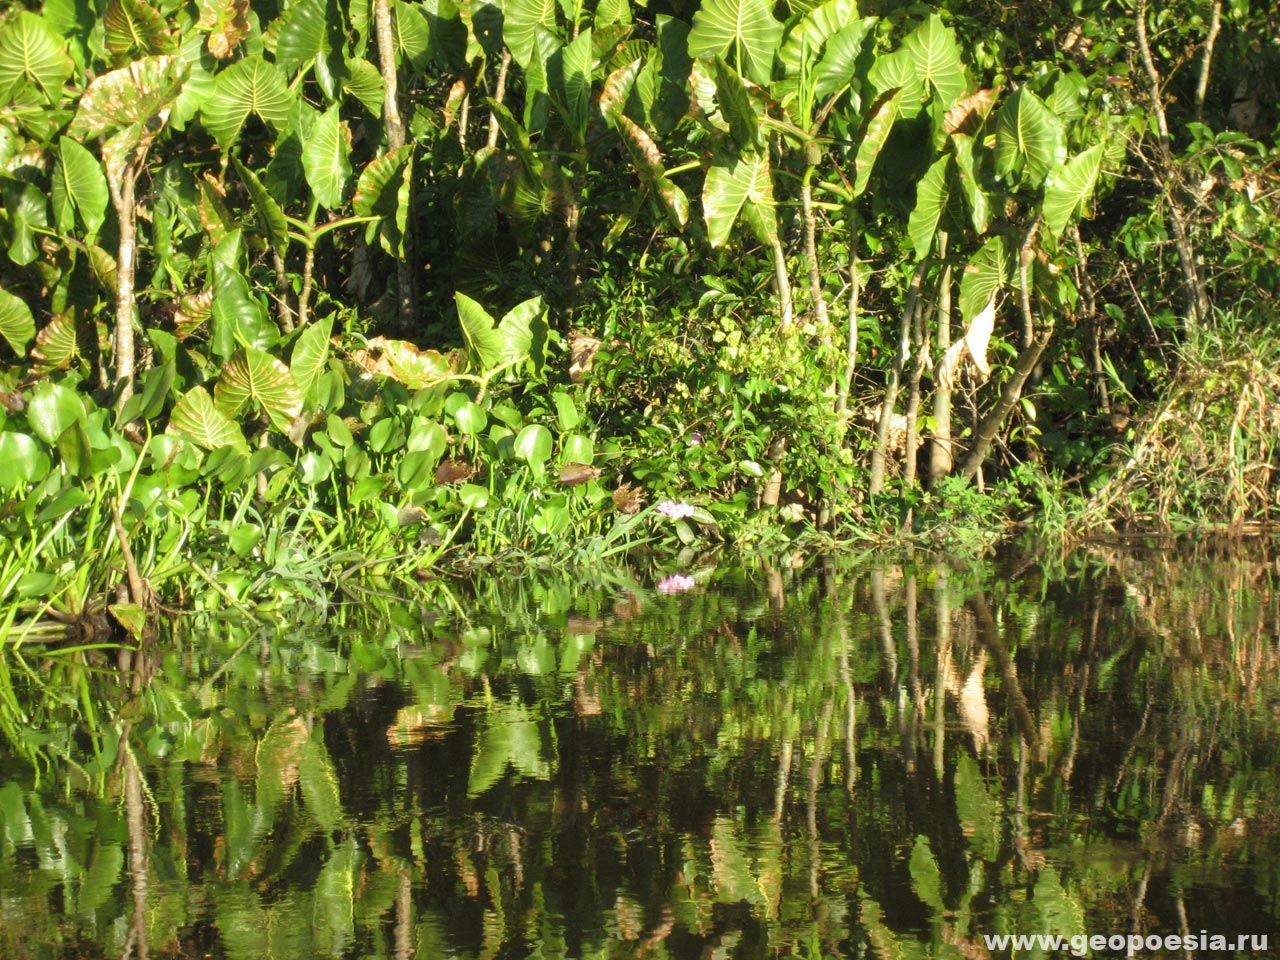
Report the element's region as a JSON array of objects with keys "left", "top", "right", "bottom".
[
  {"left": 0, "top": 285, "right": 36, "bottom": 355},
  {"left": 852, "top": 88, "right": 901, "bottom": 196},
  {"left": 214, "top": 348, "right": 304, "bottom": 432},
  {"left": 167, "top": 386, "right": 248, "bottom": 452},
  {"left": 559, "top": 434, "right": 595, "bottom": 467},
  {"left": 52, "top": 138, "right": 108, "bottom": 238},
  {"left": 453, "top": 401, "right": 487, "bottom": 435},
  {"left": 994, "top": 86, "right": 1065, "bottom": 188},
  {"left": 459, "top": 483, "right": 490, "bottom": 509},
  {"left": 703, "top": 149, "right": 775, "bottom": 248},
  {"left": 0, "top": 12, "right": 74, "bottom": 102},
  {"left": 70, "top": 54, "right": 187, "bottom": 139},
  {"left": 1042, "top": 142, "right": 1105, "bottom": 238},
  {"left": 104, "top": 0, "right": 175, "bottom": 60},
  {"left": 0, "top": 433, "right": 50, "bottom": 488},
  {"left": 514, "top": 423, "right": 553, "bottom": 469},
  {"left": 108, "top": 602, "right": 147, "bottom": 642},
  {"left": 27, "top": 382, "right": 86, "bottom": 445},
  {"left": 303, "top": 103, "right": 352, "bottom": 209},
  {"left": 551, "top": 391, "right": 580, "bottom": 431},
  {"left": 200, "top": 55, "right": 294, "bottom": 147},
  {"left": 504, "top": 0, "right": 559, "bottom": 69},
  {"left": 197, "top": 0, "right": 250, "bottom": 59},
  {"left": 290, "top": 314, "right": 333, "bottom": 400},
  {"left": 907, "top": 153, "right": 952, "bottom": 261},
  {"left": 687, "top": 0, "right": 782, "bottom": 86}
]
